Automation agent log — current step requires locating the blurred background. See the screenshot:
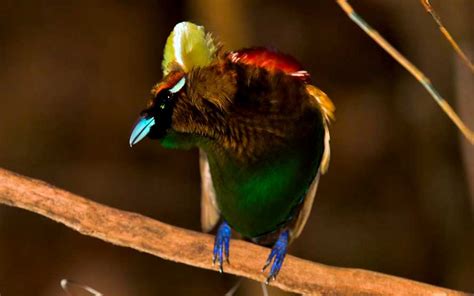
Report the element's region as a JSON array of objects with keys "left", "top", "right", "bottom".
[{"left": 0, "top": 0, "right": 473, "bottom": 295}]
